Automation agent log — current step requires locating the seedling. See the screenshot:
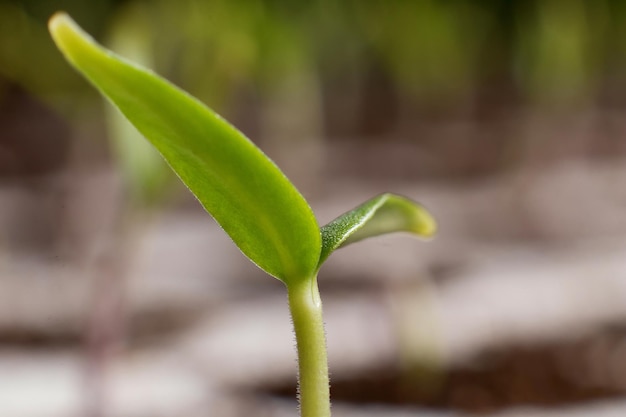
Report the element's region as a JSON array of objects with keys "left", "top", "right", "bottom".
[{"left": 49, "top": 12, "right": 436, "bottom": 417}]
